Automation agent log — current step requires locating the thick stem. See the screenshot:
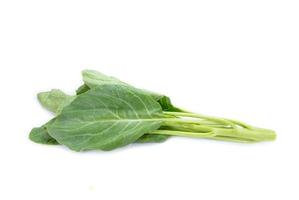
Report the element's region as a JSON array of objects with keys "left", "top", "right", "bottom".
[
  {"left": 159, "top": 111, "right": 276, "bottom": 142},
  {"left": 149, "top": 126, "right": 276, "bottom": 142},
  {"left": 163, "top": 111, "right": 236, "bottom": 128},
  {"left": 213, "top": 126, "right": 276, "bottom": 142}
]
